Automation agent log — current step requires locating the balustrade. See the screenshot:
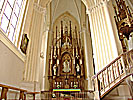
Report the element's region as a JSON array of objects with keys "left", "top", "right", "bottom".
[{"left": 92, "top": 49, "right": 133, "bottom": 98}]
